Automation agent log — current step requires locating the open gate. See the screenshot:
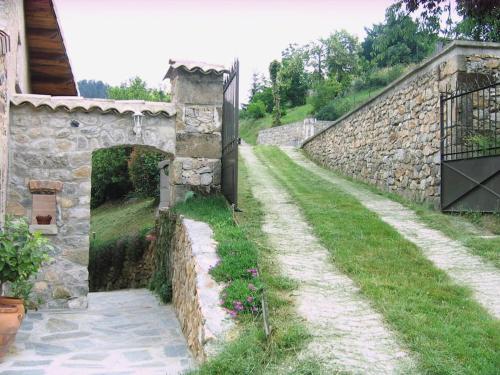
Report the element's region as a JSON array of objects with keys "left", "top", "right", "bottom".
[
  {"left": 440, "top": 80, "right": 500, "bottom": 212},
  {"left": 222, "top": 60, "right": 240, "bottom": 207}
]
